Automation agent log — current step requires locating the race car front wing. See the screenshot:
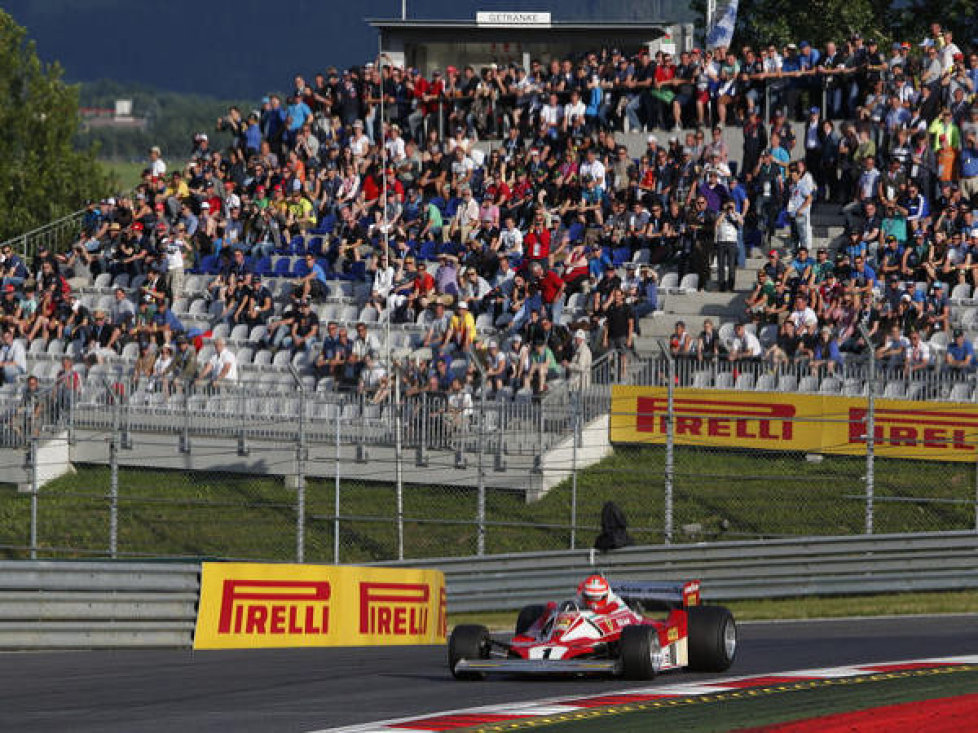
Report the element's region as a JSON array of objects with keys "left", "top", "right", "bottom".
[{"left": 454, "top": 658, "right": 622, "bottom": 675}]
